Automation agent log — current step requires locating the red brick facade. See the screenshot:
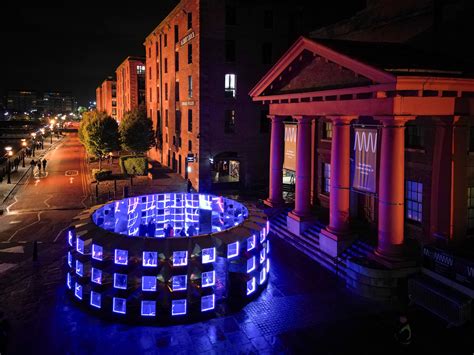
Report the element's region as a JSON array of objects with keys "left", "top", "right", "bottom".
[
  {"left": 116, "top": 57, "right": 146, "bottom": 121},
  {"left": 96, "top": 78, "right": 117, "bottom": 119}
]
